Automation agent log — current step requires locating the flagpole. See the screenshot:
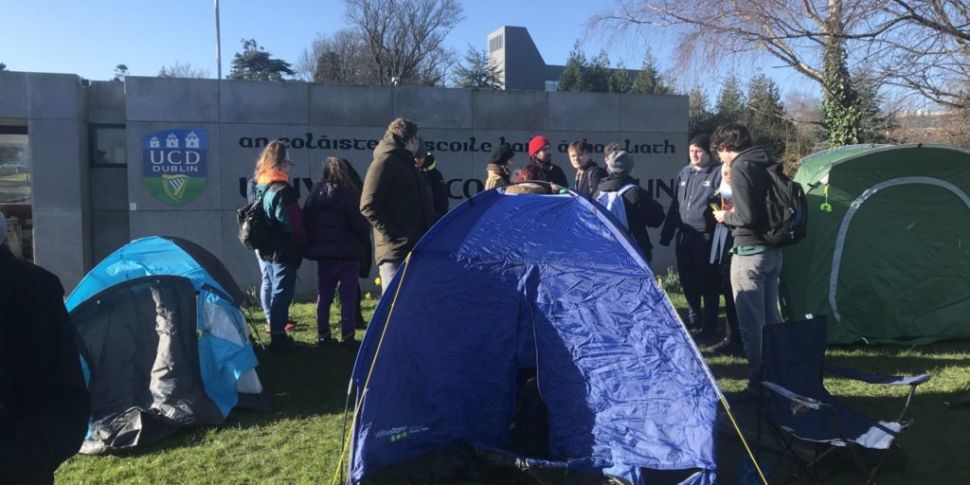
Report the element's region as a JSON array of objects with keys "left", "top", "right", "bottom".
[{"left": 214, "top": 0, "right": 222, "bottom": 80}]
